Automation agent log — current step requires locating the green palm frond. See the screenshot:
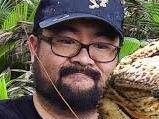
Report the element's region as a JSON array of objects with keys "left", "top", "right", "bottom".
[
  {"left": 0, "top": 69, "right": 11, "bottom": 99},
  {"left": 27, "top": 0, "right": 40, "bottom": 22},
  {"left": 144, "top": 3, "right": 159, "bottom": 24},
  {"left": 1, "top": 0, "right": 40, "bottom": 30},
  {"left": 143, "top": 2, "right": 159, "bottom": 38},
  {"left": 0, "top": 0, "right": 16, "bottom": 27},
  {"left": 2, "top": 2, "right": 28, "bottom": 30}
]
